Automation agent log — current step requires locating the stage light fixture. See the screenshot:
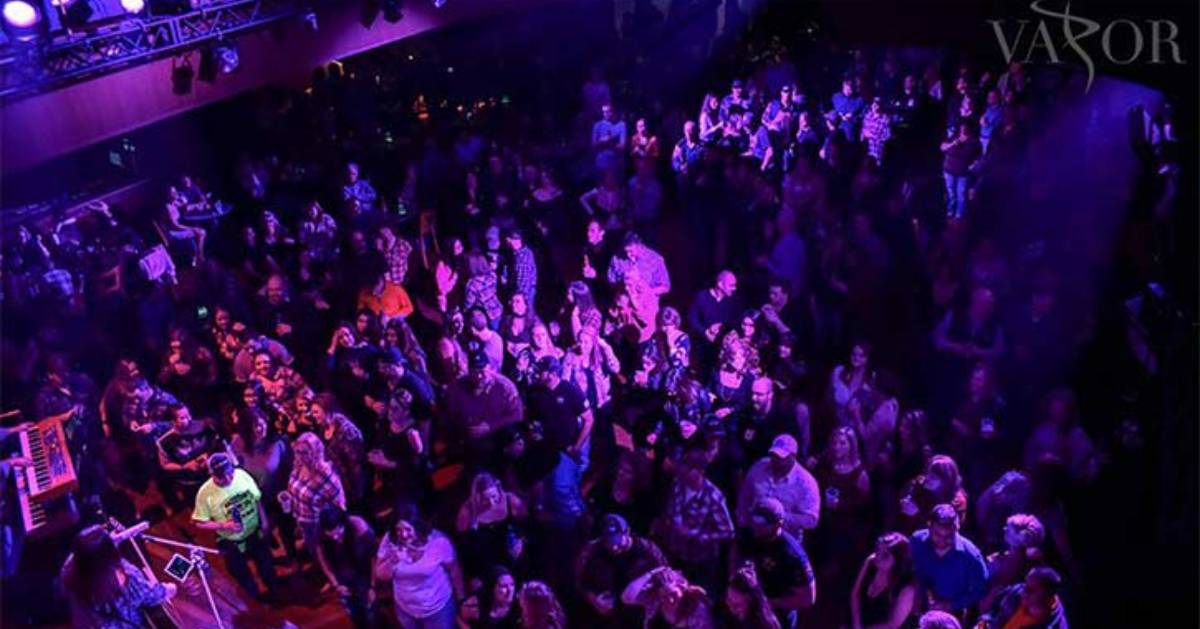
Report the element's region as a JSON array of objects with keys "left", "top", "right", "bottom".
[
  {"left": 3, "top": 0, "right": 42, "bottom": 41},
  {"left": 3, "top": 1, "right": 39, "bottom": 28},
  {"left": 213, "top": 40, "right": 239, "bottom": 74},
  {"left": 431, "top": 0, "right": 445, "bottom": 7},
  {"left": 121, "top": 0, "right": 146, "bottom": 14},
  {"left": 381, "top": 0, "right": 402, "bottom": 23}
]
